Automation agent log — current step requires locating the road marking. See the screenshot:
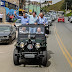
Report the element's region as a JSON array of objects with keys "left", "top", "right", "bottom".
[
  {"left": 54, "top": 25, "right": 72, "bottom": 68},
  {"left": 56, "top": 30, "right": 72, "bottom": 61},
  {"left": 55, "top": 24, "right": 72, "bottom": 61}
]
